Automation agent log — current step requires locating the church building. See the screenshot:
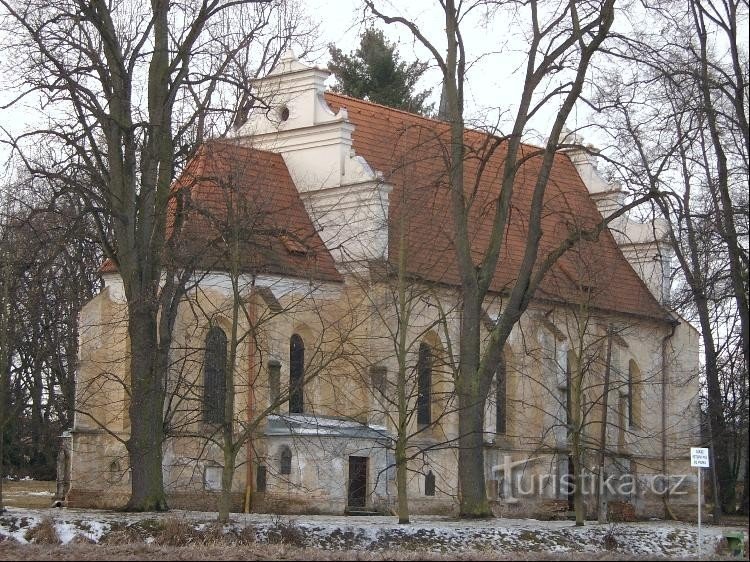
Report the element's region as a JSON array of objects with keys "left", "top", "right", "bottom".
[{"left": 63, "top": 52, "right": 701, "bottom": 520}]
